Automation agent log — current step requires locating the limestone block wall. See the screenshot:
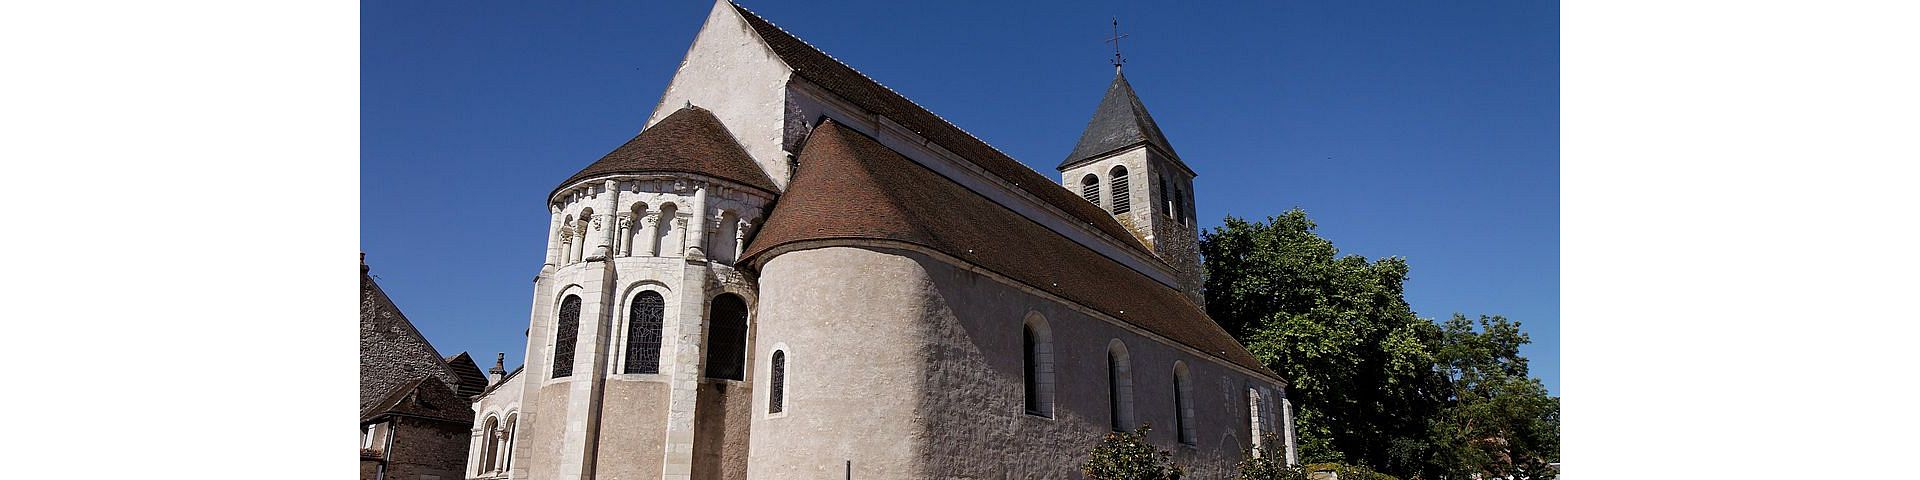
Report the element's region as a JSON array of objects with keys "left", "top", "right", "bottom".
[
  {"left": 593, "top": 380, "right": 670, "bottom": 480},
  {"left": 748, "top": 245, "right": 1284, "bottom": 478},
  {"left": 747, "top": 247, "right": 936, "bottom": 478}
]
